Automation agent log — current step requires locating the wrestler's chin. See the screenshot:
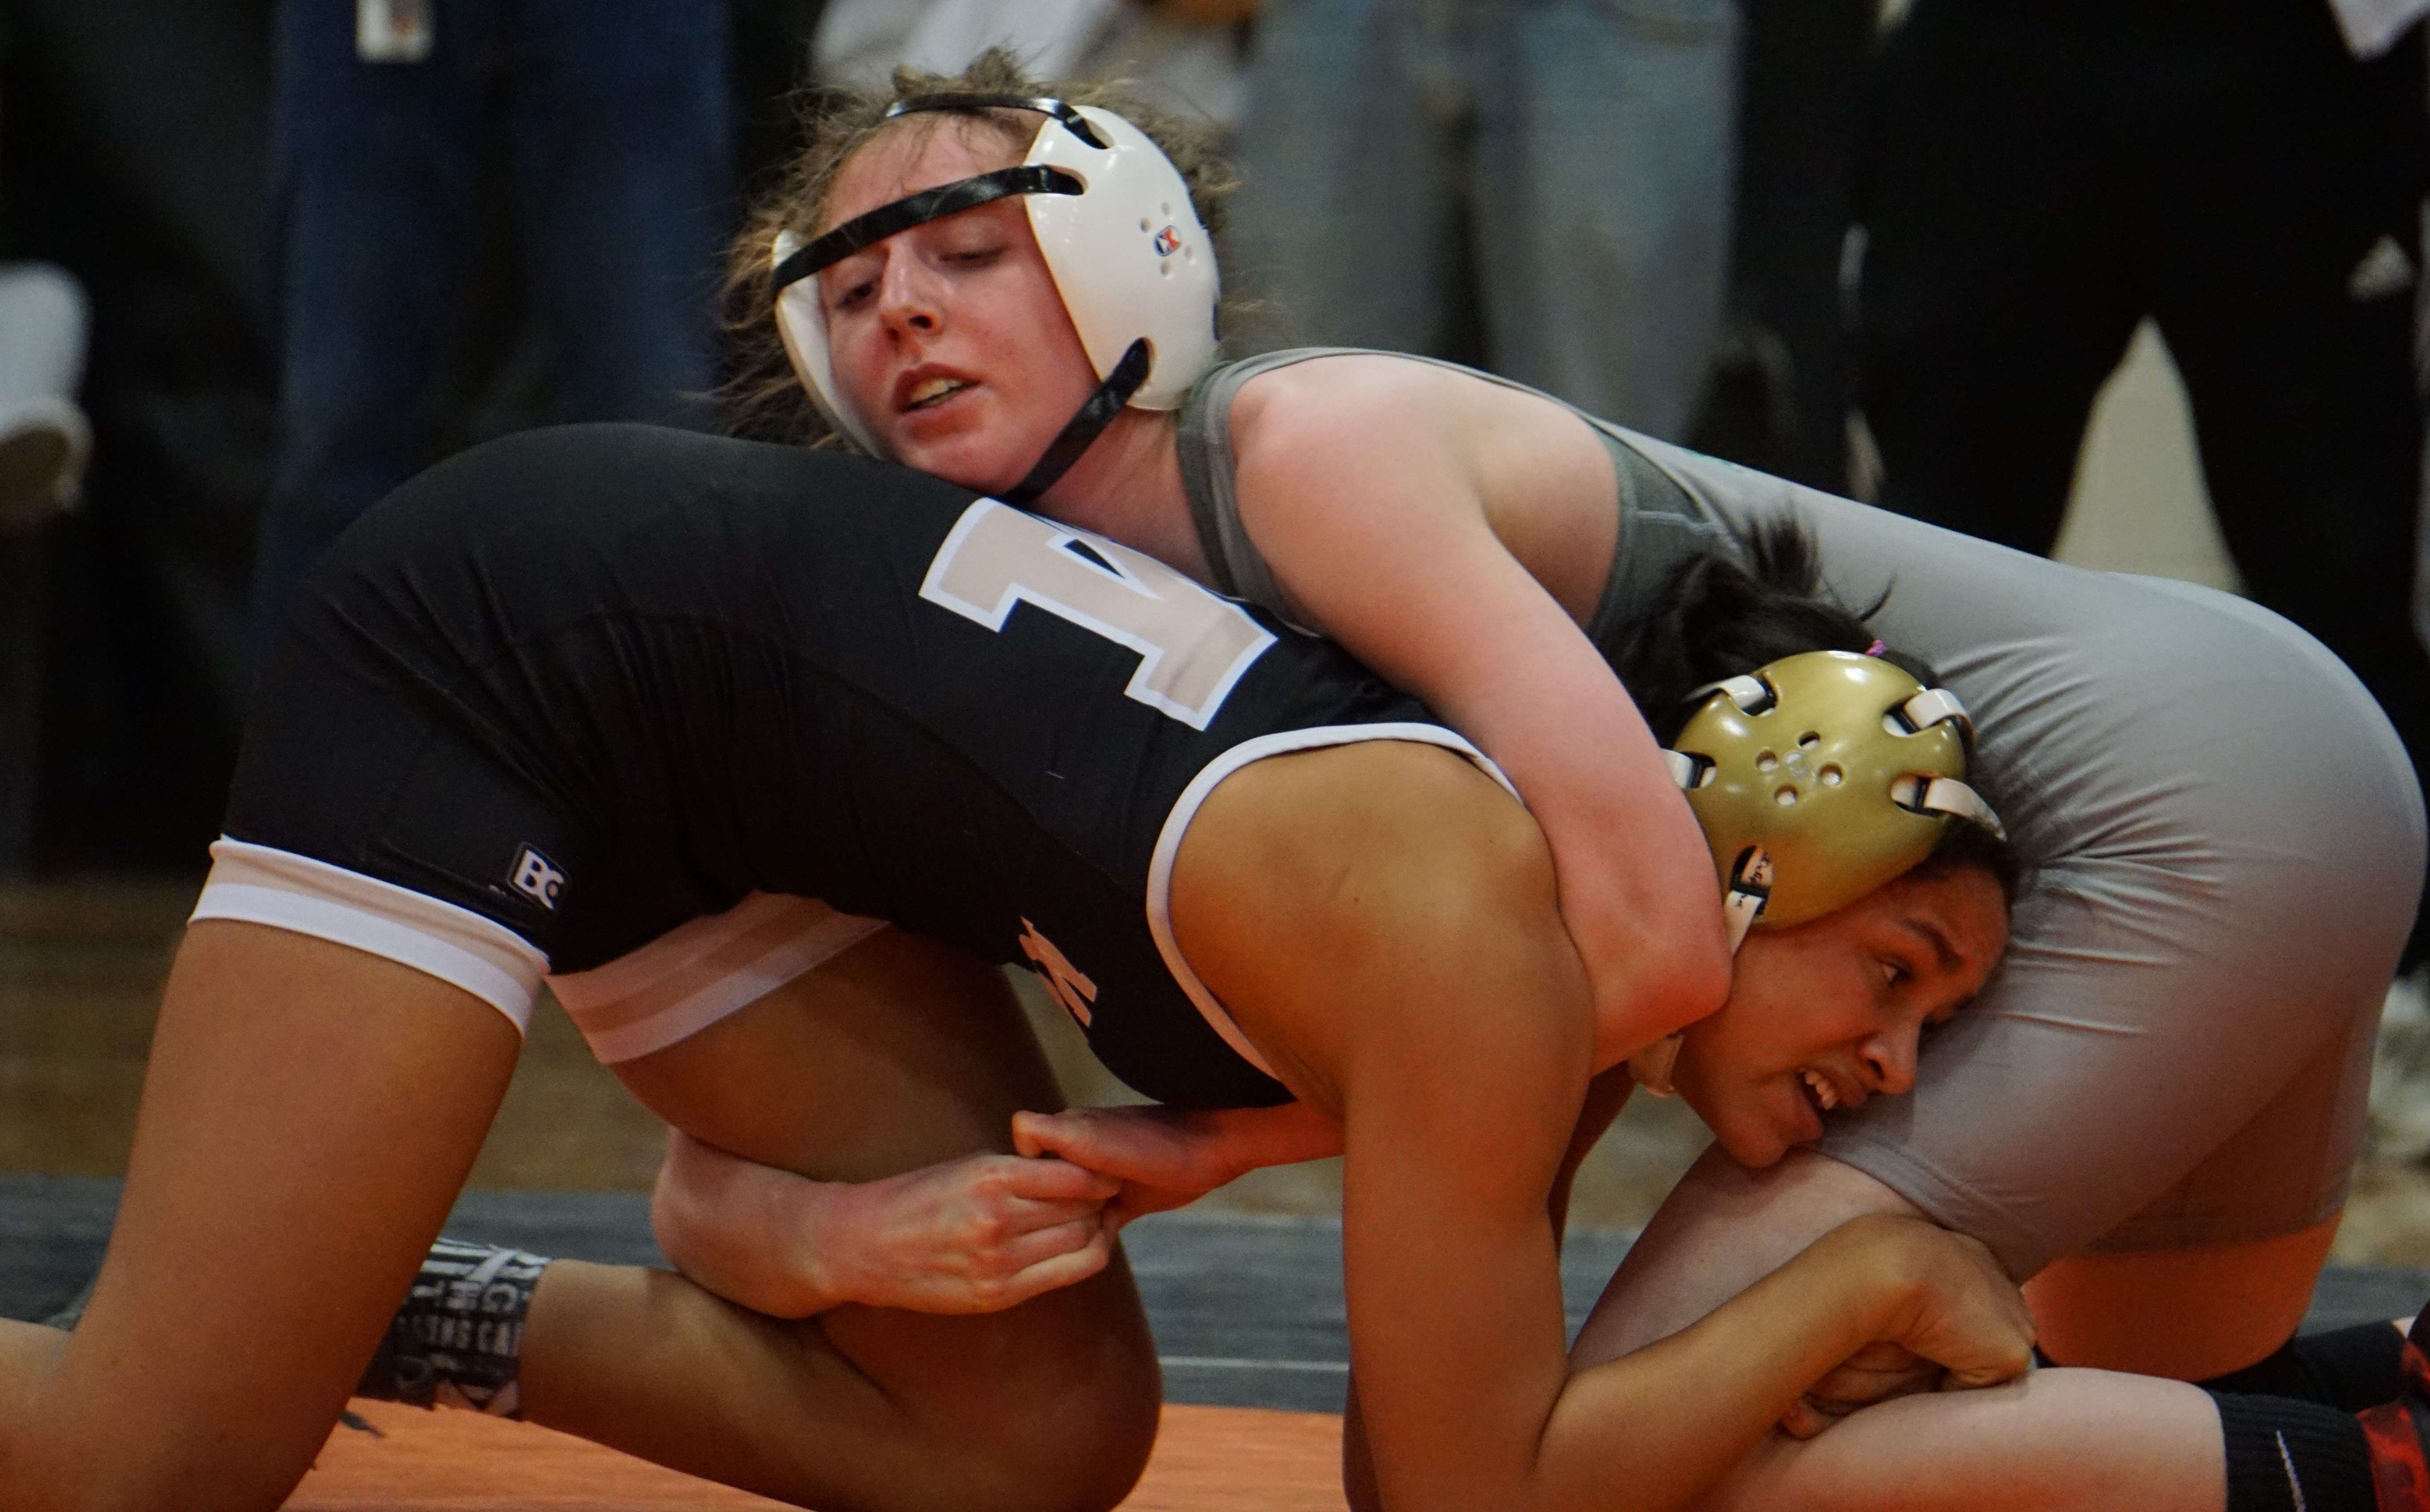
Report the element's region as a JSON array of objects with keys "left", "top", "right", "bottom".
[
  {"left": 886, "top": 401, "right": 1047, "bottom": 499},
  {"left": 1686, "top": 1093, "right": 1799, "bottom": 1170}
]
